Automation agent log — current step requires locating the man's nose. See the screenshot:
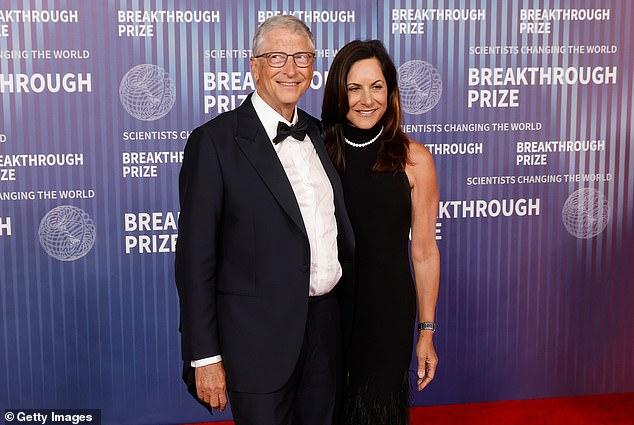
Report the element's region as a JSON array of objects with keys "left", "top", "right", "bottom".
[{"left": 281, "top": 56, "right": 299, "bottom": 74}]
